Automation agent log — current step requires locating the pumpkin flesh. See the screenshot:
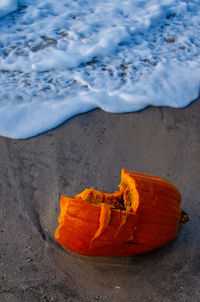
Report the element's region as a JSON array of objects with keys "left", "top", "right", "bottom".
[{"left": 55, "top": 169, "right": 183, "bottom": 257}]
